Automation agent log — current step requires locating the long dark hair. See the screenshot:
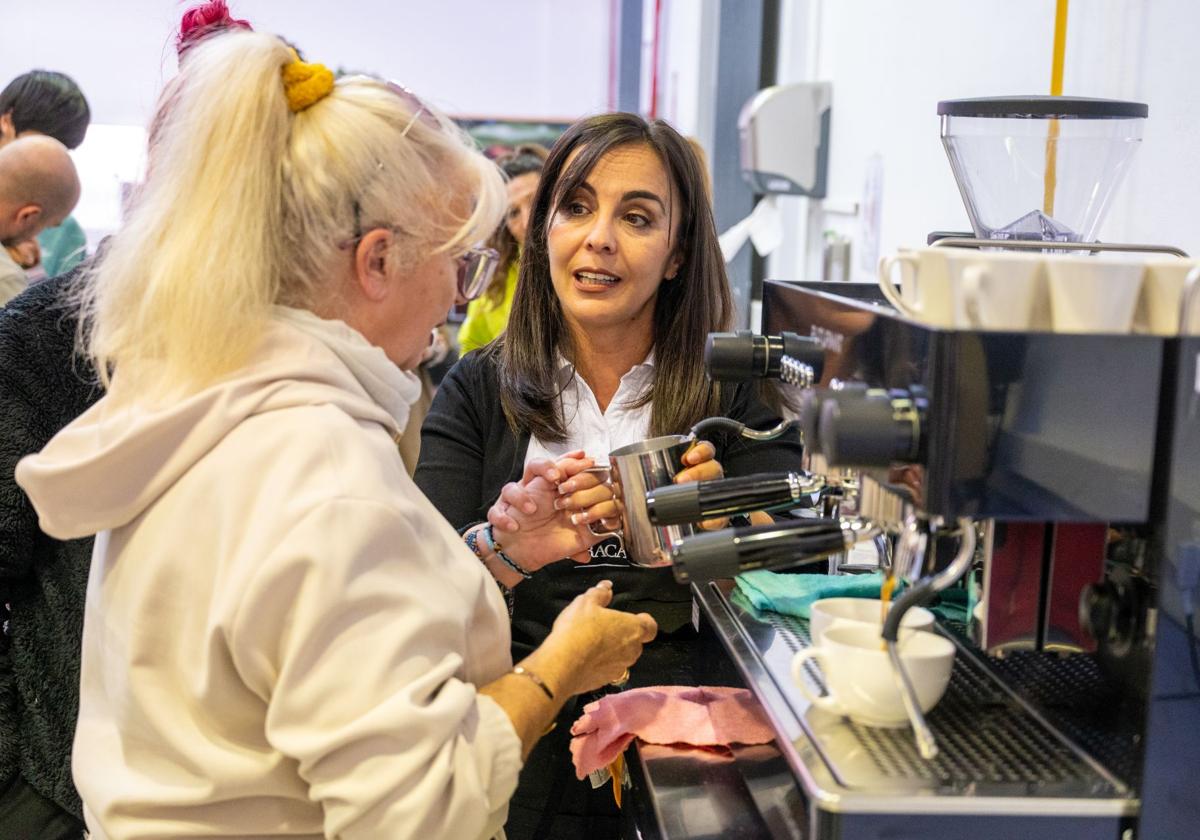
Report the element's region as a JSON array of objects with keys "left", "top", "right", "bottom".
[
  {"left": 483, "top": 143, "right": 547, "bottom": 306},
  {"left": 495, "top": 112, "right": 732, "bottom": 442}
]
